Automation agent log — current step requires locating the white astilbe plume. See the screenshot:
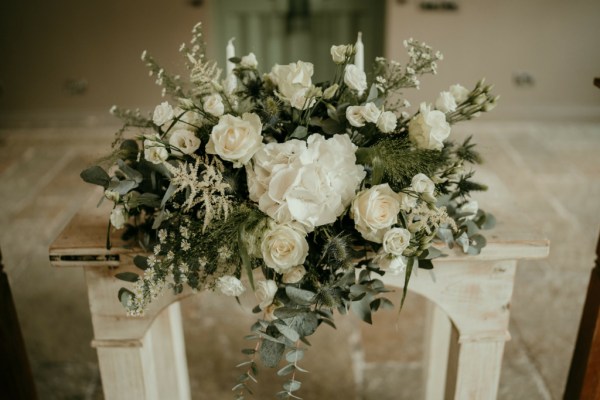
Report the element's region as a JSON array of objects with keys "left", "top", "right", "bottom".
[{"left": 163, "top": 155, "right": 234, "bottom": 231}]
